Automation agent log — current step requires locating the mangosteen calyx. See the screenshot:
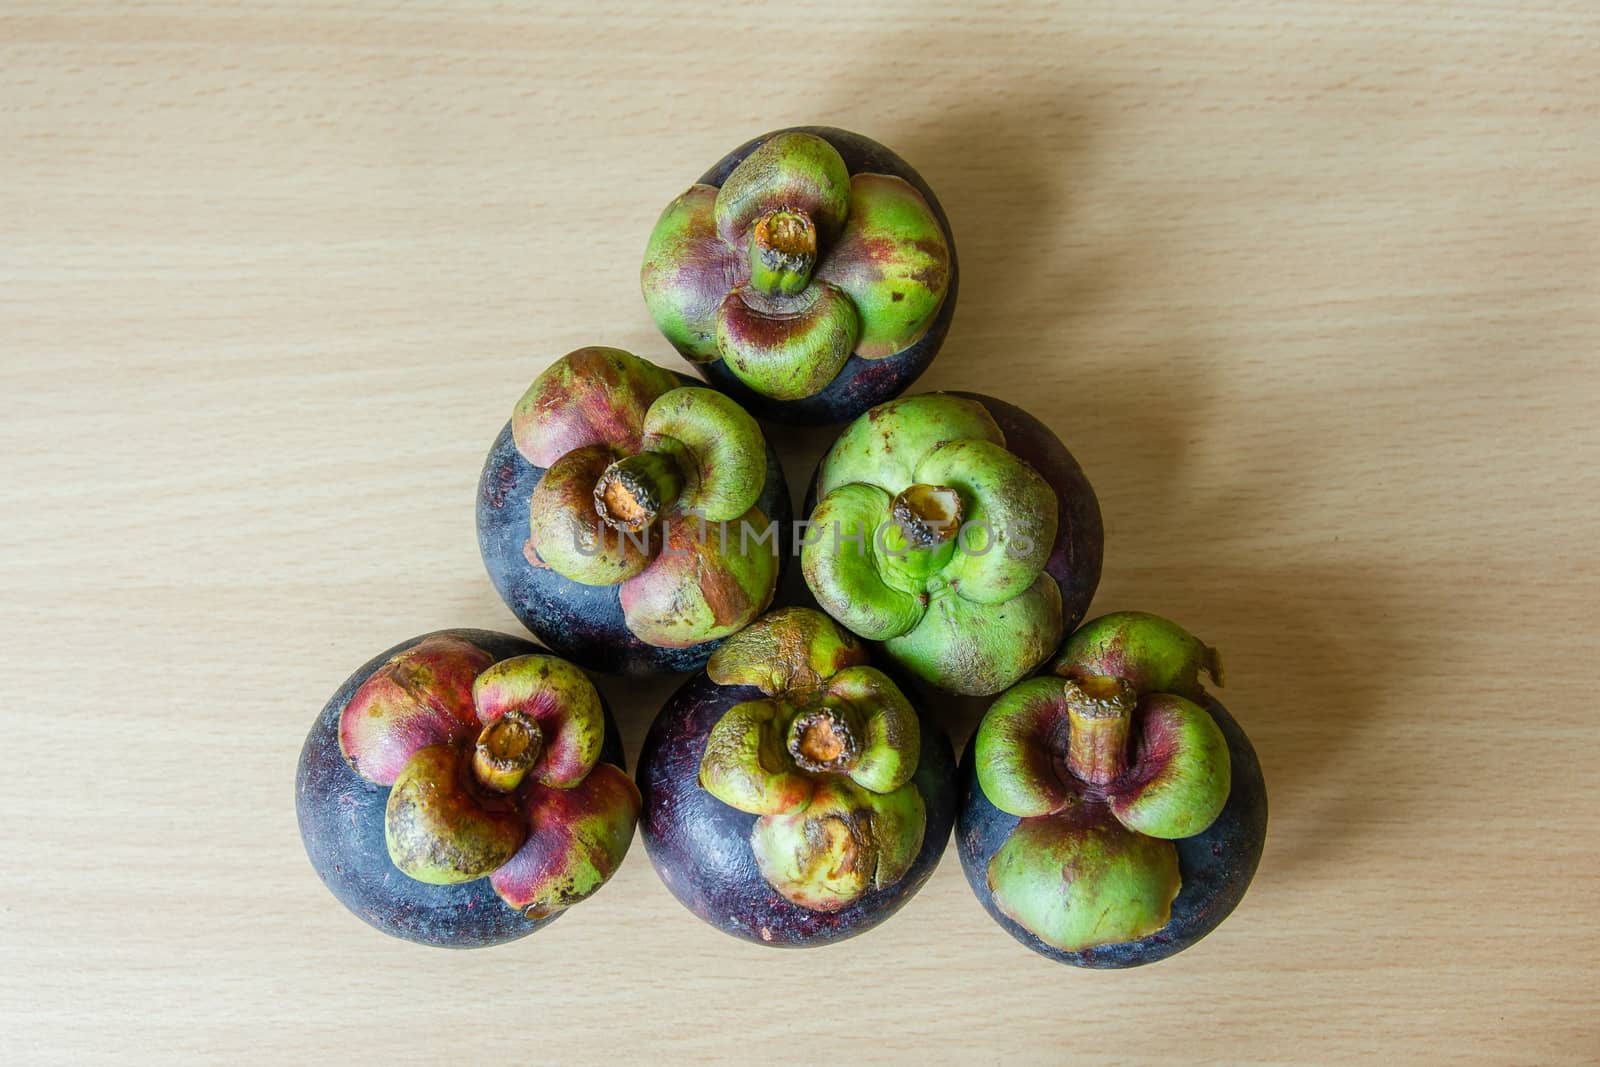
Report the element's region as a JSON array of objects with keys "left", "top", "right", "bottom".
[
  {"left": 642, "top": 131, "right": 952, "bottom": 400},
  {"left": 696, "top": 609, "right": 927, "bottom": 911},
  {"left": 974, "top": 612, "right": 1236, "bottom": 952},
  {"left": 803, "top": 393, "right": 1063, "bottom": 695},
  {"left": 336, "top": 636, "right": 640, "bottom": 916},
  {"left": 512, "top": 347, "right": 780, "bottom": 649}
]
